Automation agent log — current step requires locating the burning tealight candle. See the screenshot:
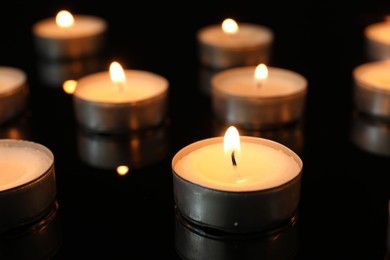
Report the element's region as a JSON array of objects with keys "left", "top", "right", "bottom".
[
  {"left": 172, "top": 126, "right": 303, "bottom": 233},
  {"left": 32, "top": 10, "right": 108, "bottom": 60},
  {"left": 364, "top": 18, "right": 390, "bottom": 61},
  {"left": 353, "top": 60, "right": 390, "bottom": 119},
  {"left": 73, "top": 61, "right": 169, "bottom": 133},
  {"left": 0, "top": 66, "right": 29, "bottom": 125},
  {"left": 197, "top": 18, "right": 274, "bottom": 69},
  {"left": 211, "top": 64, "right": 308, "bottom": 130},
  {"left": 0, "top": 139, "right": 56, "bottom": 233}
]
